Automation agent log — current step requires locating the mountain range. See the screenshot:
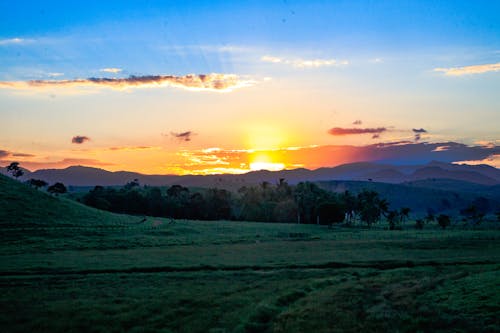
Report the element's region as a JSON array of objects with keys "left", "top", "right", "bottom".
[{"left": 2, "top": 160, "right": 499, "bottom": 188}]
